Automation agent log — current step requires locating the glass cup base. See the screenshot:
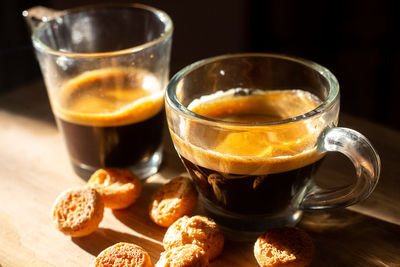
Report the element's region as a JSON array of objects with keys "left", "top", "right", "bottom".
[
  {"left": 200, "top": 195, "right": 303, "bottom": 242},
  {"left": 71, "top": 146, "right": 163, "bottom": 180}
]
